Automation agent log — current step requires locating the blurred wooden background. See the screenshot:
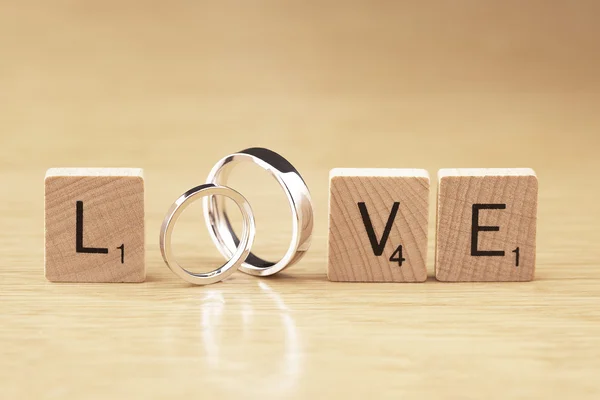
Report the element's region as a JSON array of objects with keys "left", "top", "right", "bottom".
[{"left": 1, "top": 1, "right": 599, "bottom": 398}]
